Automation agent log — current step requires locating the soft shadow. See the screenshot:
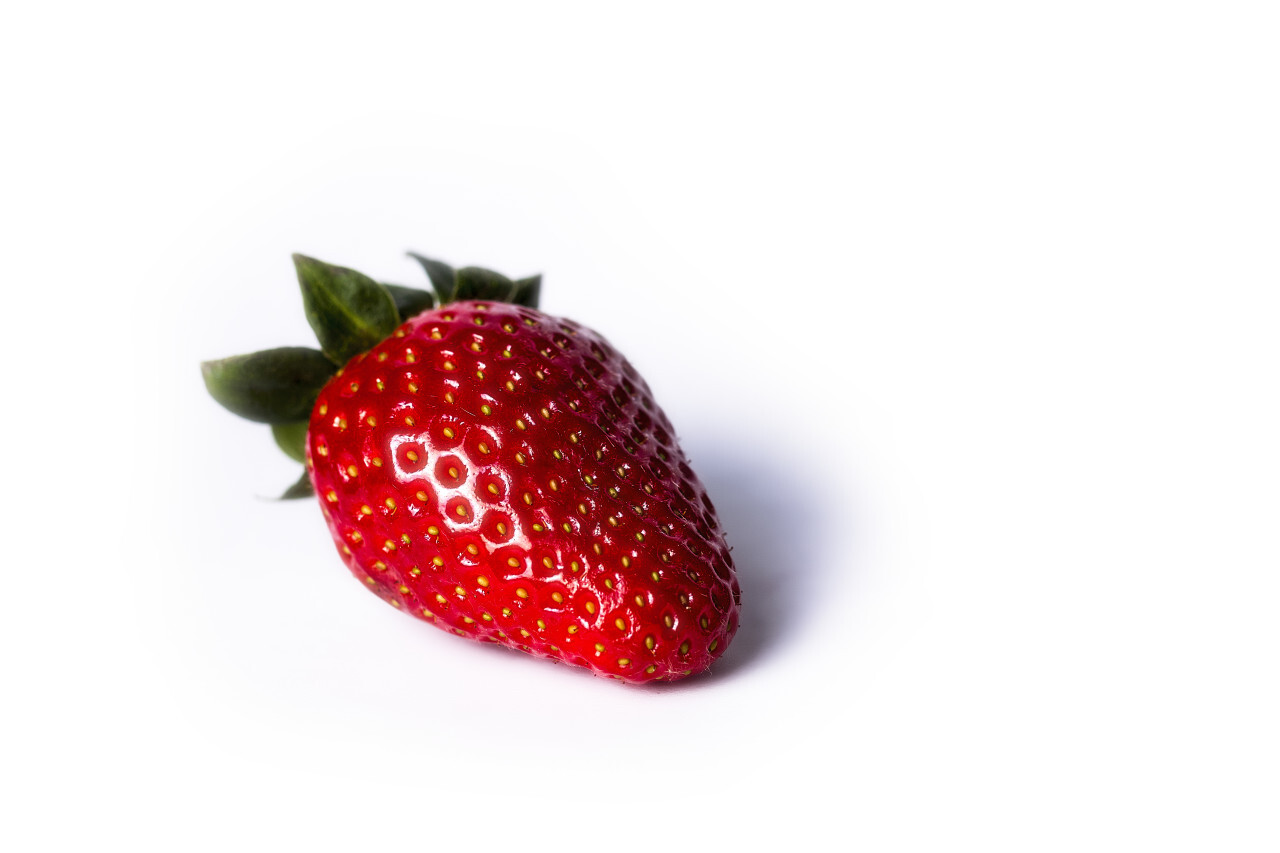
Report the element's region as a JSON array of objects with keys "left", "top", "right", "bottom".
[{"left": 640, "top": 433, "right": 844, "bottom": 692}]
